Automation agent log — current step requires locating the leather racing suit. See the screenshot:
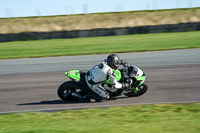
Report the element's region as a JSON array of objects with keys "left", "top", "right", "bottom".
[{"left": 85, "top": 61, "right": 122, "bottom": 99}]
